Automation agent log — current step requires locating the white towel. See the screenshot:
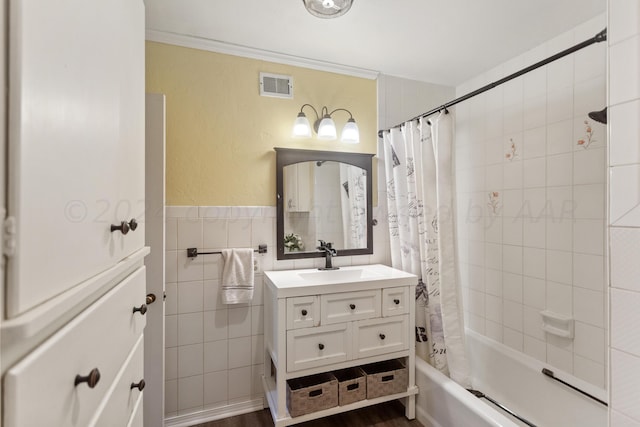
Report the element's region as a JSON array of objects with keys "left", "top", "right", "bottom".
[{"left": 221, "top": 249, "right": 254, "bottom": 304}]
